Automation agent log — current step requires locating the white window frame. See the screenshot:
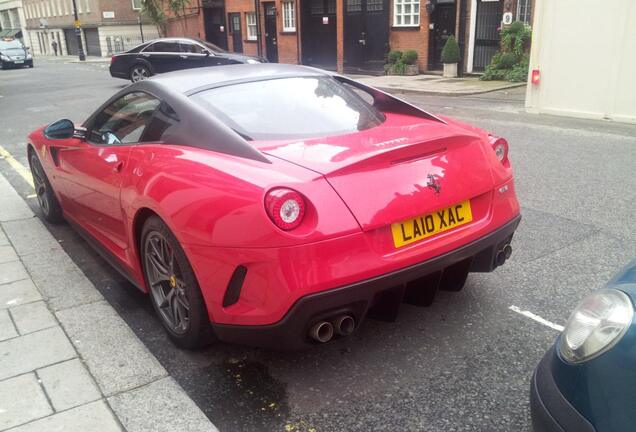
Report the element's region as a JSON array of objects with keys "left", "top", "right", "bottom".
[
  {"left": 282, "top": 0, "right": 296, "bottom": 32},
  {"left": 132, "top": 0, "right": 142, "bottom": 11},
  {"left": 246, "top": 12, "right": 257, "bottom": 40},
  {"left": 393, "top": 0, "right": 420, "bottom": 27}
]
